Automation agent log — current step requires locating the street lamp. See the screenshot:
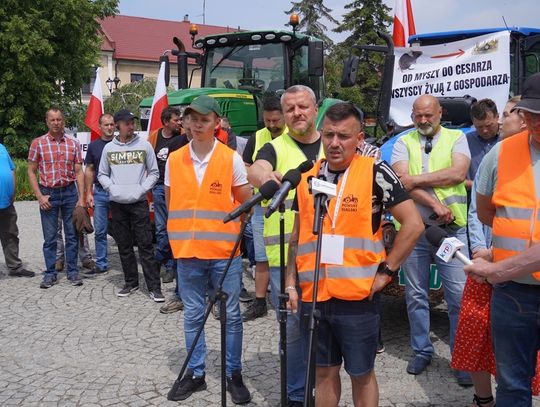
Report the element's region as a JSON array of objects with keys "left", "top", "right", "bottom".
[{"left": 105, "top": 76, "right": 121, "bottom": 94}]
